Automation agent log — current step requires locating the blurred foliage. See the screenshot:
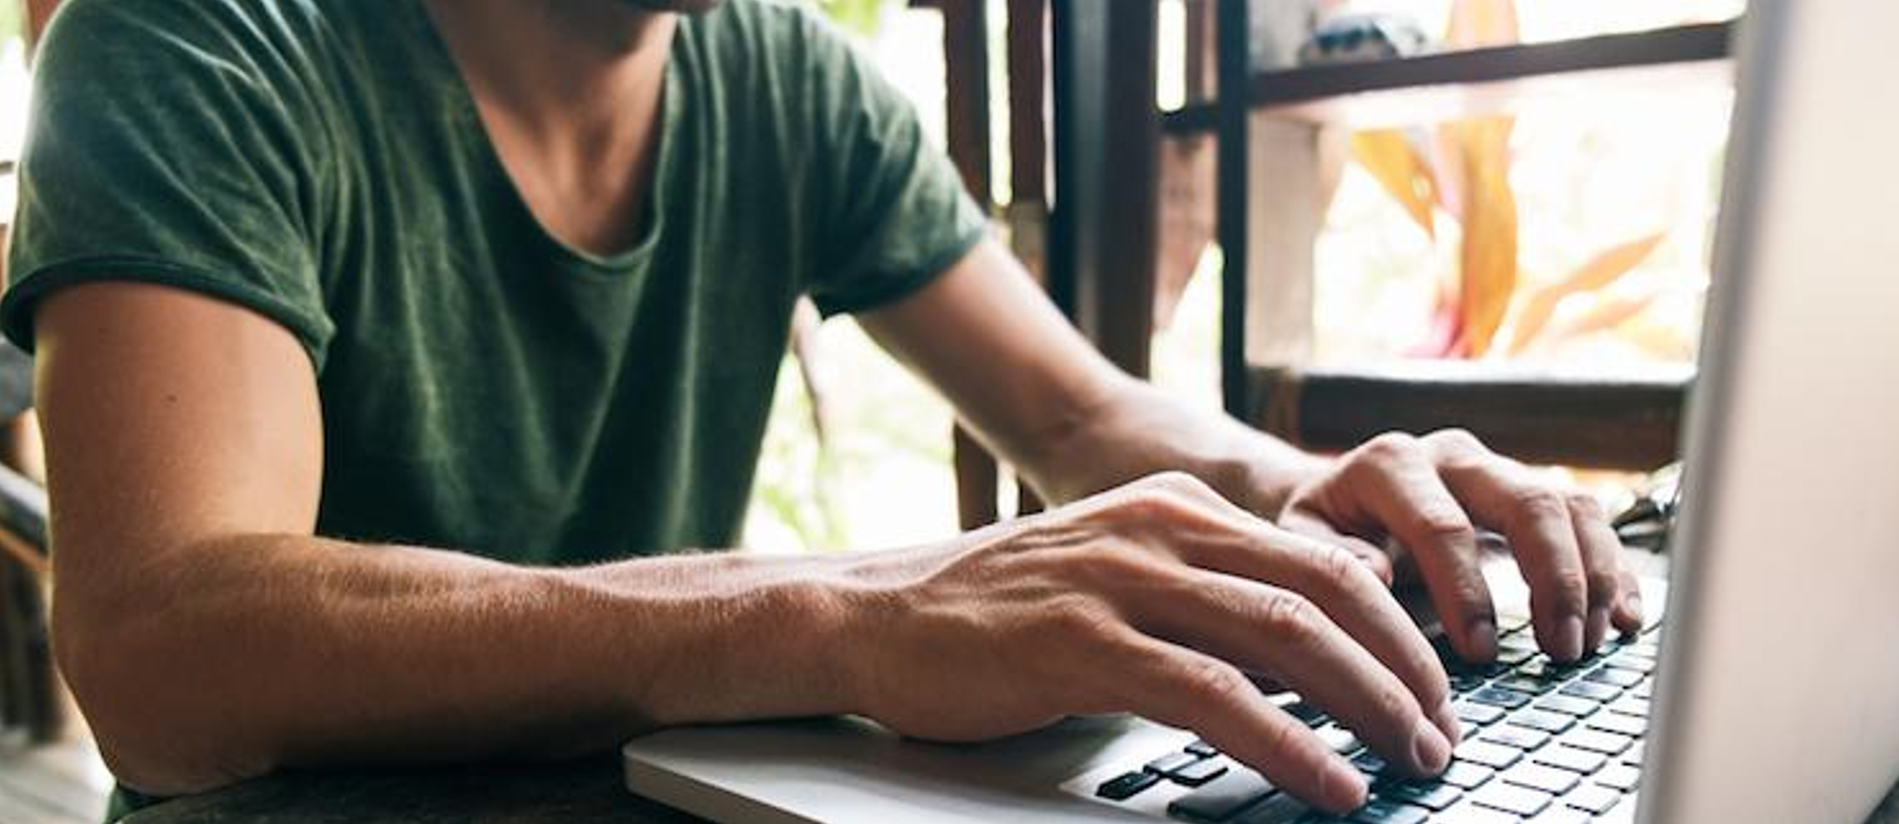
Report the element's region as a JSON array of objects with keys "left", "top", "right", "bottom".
[
  {"left": 814, "top": 0, "right": 890, "bottom": 38},
  {"left": 0, "top": 1, "right": 19, "bottom": 43},
  {"left": 1350, "top": 0, "right": 1670, "bottom": 360}
]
